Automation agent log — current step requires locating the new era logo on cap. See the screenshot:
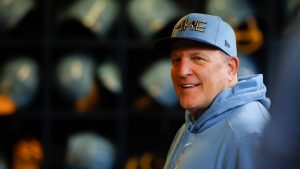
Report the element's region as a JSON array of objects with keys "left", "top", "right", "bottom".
[
  {"left": 154, "top": 13, "right": 237, "bottom": 57},
  {"left": 225, "top": 40, "right": 230, "bottom": 48}
]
